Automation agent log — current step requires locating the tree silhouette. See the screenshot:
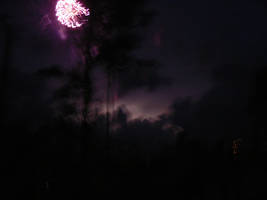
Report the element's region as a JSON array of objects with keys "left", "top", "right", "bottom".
[
  {"left": 39, "top": 0, "right": 157, "bottom": 123},
  {"left": 79, "top": 0, "right": 157, "bottom": 170},
  {"left": 0, "top": 15, "right": 14, "bottom": 127},
  {"left": 37, "top": 0, "right": 158, "bottom": 188}
]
